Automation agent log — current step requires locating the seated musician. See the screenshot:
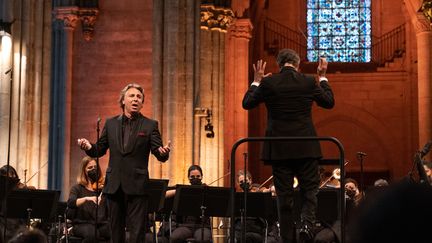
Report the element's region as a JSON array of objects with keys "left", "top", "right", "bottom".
[
  {"left": 66, "top": 156, "right": 110, "bottom": 242},
  {"left": 0, "top": 165, "right": 36, "bottom": 189},
  {"left": 0, "top": 165, "right": 36, "bottom": 242},
  {"left": 235, "top": 170, "right": 266, "bottom": 243},
  {"left": 169, "top": 164, "right": 212, "bottom": 243}
]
